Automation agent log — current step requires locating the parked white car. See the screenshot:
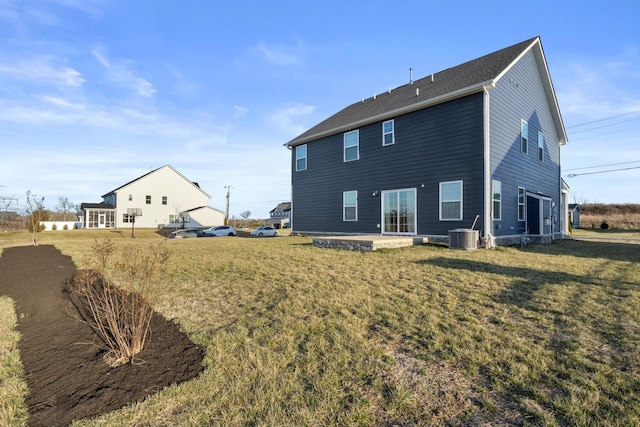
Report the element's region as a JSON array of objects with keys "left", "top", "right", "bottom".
[
  {"left": 200, "top": 225, "right": 237, "bottom": 237},
  {"left": 251, "top": 226, "right": 278, "bottom": 237}
]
